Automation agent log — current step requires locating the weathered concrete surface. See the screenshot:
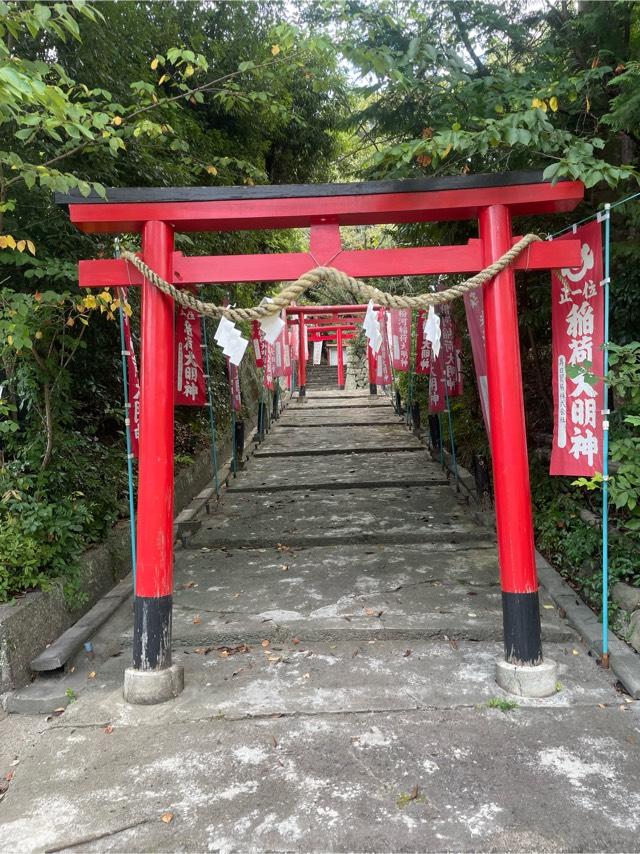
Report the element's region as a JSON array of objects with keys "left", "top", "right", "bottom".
[
  {"left": 255, "top": 424, "right": 421, "bottom": 454},
  {"left": 278, "top": 408, "right": 403, "bottom": 425},
  {"left": 193, "top": 485, "right": 486, "bottom": 548},
  {"left": 229, "top": 451, "right": 447, "bottom": 491},
  {"left": 1, "top": 389, "right": 638, "bottom": 852},
  {"left": 1, "top": 704, "right": 638, "bottom": 853}
]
